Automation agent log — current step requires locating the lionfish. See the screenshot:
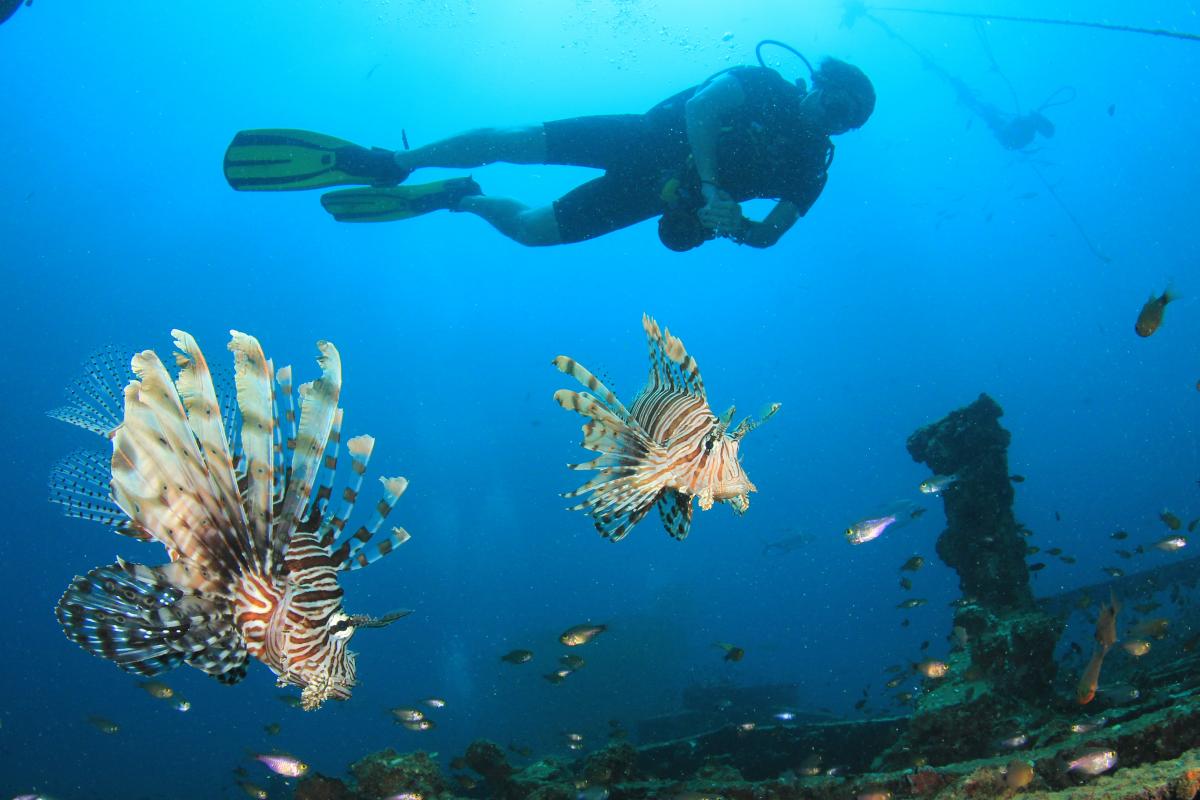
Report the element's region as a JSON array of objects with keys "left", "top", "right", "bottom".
[
  {"left": 49, "top": 330, "right": 412, "bottom": 710},
  {"left": 553, "top": 314, "right": 779, "bottom": 541}
]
